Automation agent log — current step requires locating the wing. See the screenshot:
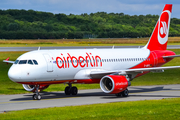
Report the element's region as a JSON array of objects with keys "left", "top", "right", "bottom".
[
  {"left": 124, "top": 66, "right": 180, "bottom": 73},
  {"left": 3, "top": 57, "right": 14, "bottom": 64},
  {"left": 3, "top": 60, "right": 14, "bottom": 64},
  {"left": 163, "top": 55, "right": 180, "bottom": 58},
  {"left": 90, "top": 66, "right": 180, "bottom": 78}
]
